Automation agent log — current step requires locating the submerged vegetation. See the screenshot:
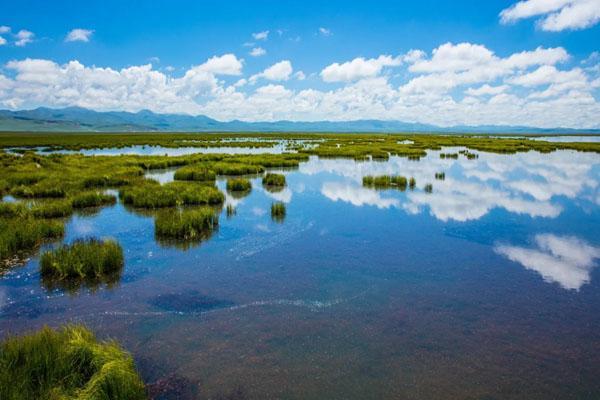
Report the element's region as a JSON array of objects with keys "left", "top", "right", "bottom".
[
  {"left": 363, "top": 175, "right": 410, "bottom": 190},
  {"left": 40, "top": 238, "right": 124, "bottom": 291},
  {"left": 271, "top": 202, "right": 286, "bottom": 222},
  {"left": 0, "top": 324, "right": 146, "bottom": 400}
]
